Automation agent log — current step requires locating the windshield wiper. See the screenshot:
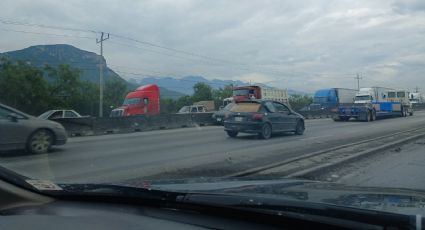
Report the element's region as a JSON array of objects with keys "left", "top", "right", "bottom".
[{"left": 175, "top": 193, "right": 420, "bottom": 229}]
